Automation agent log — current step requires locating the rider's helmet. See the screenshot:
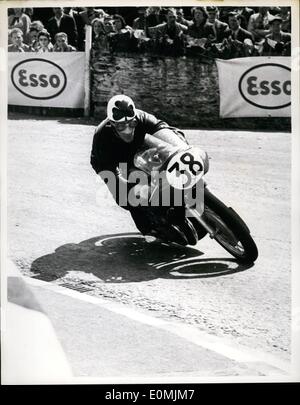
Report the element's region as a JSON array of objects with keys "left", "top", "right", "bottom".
[{"left": 107, "top": 95, "right": 137, "bottom": 122}]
